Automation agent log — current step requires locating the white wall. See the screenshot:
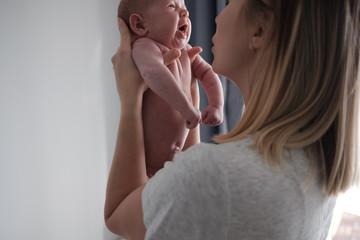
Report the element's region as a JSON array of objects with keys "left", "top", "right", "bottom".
[{"left": 0, "top": 0, "right": 121, "bottom": 239}]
